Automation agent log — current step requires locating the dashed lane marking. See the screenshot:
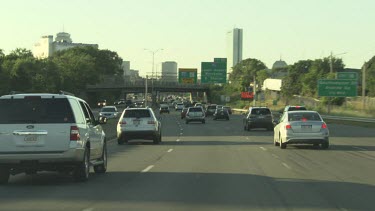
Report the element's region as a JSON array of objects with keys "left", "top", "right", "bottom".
[
  {"left": 141, "top": 165, "right": 154, "bottom": 173},
  {"left": 167, "top": 149, "right": 173, "bottom": 153},
  {"left": 353, "top": 146, "right": 366, "bottom": 151},
  {"left": 271, "top": 154, "right": 279, "bottom": 159},
  {"left": 282, "top": 162, "right": 291, "bottom": 170},
  {"left": 176, "top": 139, "right": 180, "bottom": 142},
  {"left": 259, "top": 147, "right": 267, "bottom": 151}
]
